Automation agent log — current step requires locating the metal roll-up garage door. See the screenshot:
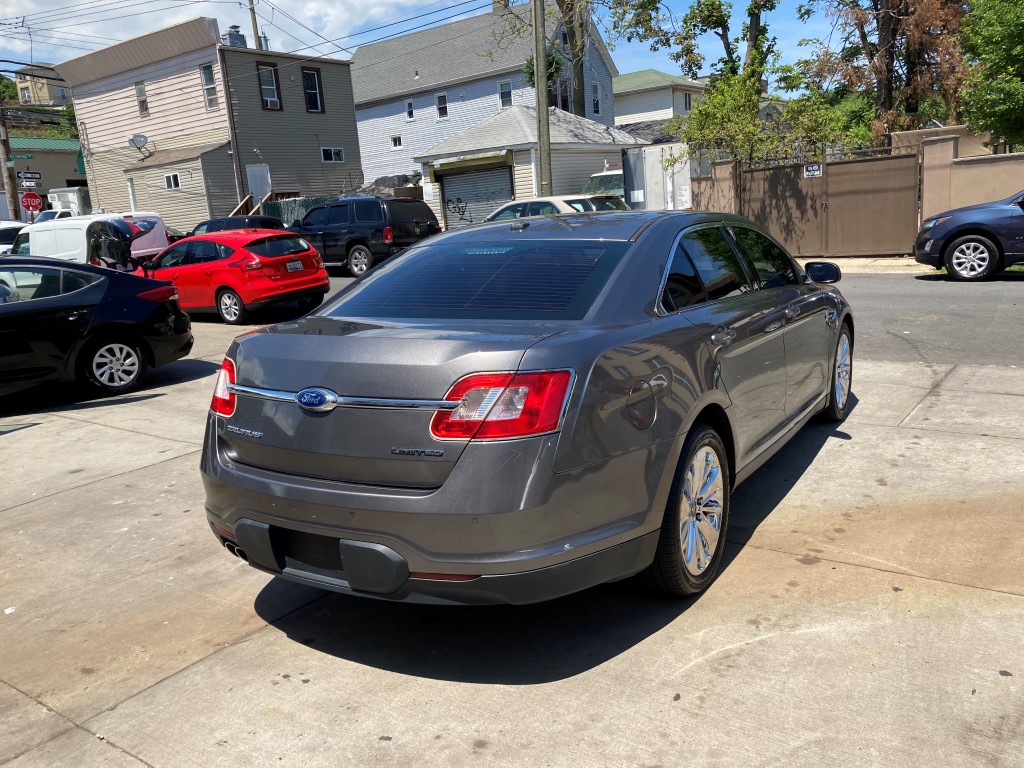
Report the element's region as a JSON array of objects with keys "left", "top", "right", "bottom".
[{"left": 440, "top": 167, "right": 513, "bottom": 230}]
